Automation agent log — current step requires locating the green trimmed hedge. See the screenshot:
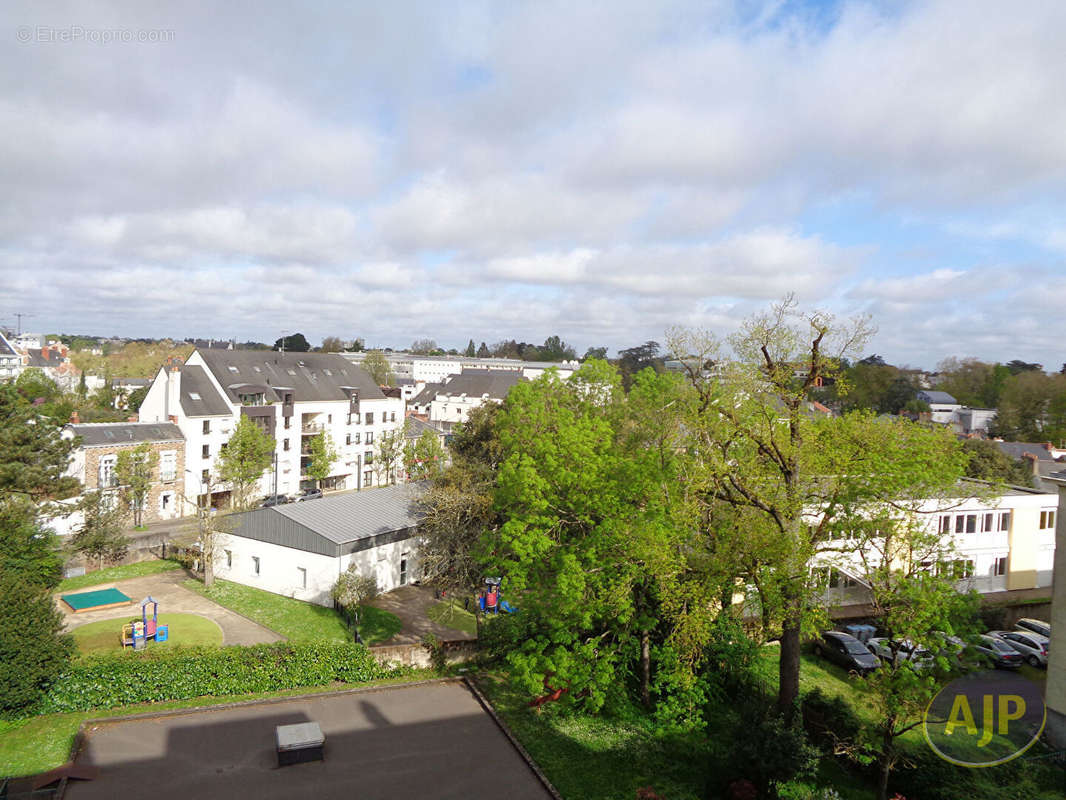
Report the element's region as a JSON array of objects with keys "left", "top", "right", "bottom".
[{"left": 40, "top": 641, "right": 393, "bottom": 713}]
